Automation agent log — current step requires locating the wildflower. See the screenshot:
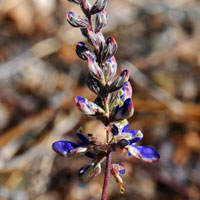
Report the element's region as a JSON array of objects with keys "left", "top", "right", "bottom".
[
  {"left": 52, "top": 0, "right": 160, "bottom": 198},
  {"left": 108, "top": 120, "right": 160, "bottom": 163},
  {"left": 52, "top": 129, "right": 107, "bottom": 181}
]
